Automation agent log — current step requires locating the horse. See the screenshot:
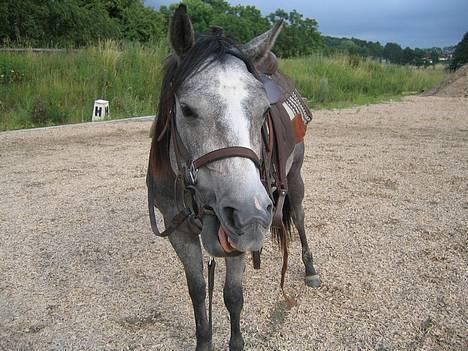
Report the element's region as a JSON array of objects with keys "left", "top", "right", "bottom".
[{"left": 146, "top": 5, "right": 320, "bottom": 351}]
